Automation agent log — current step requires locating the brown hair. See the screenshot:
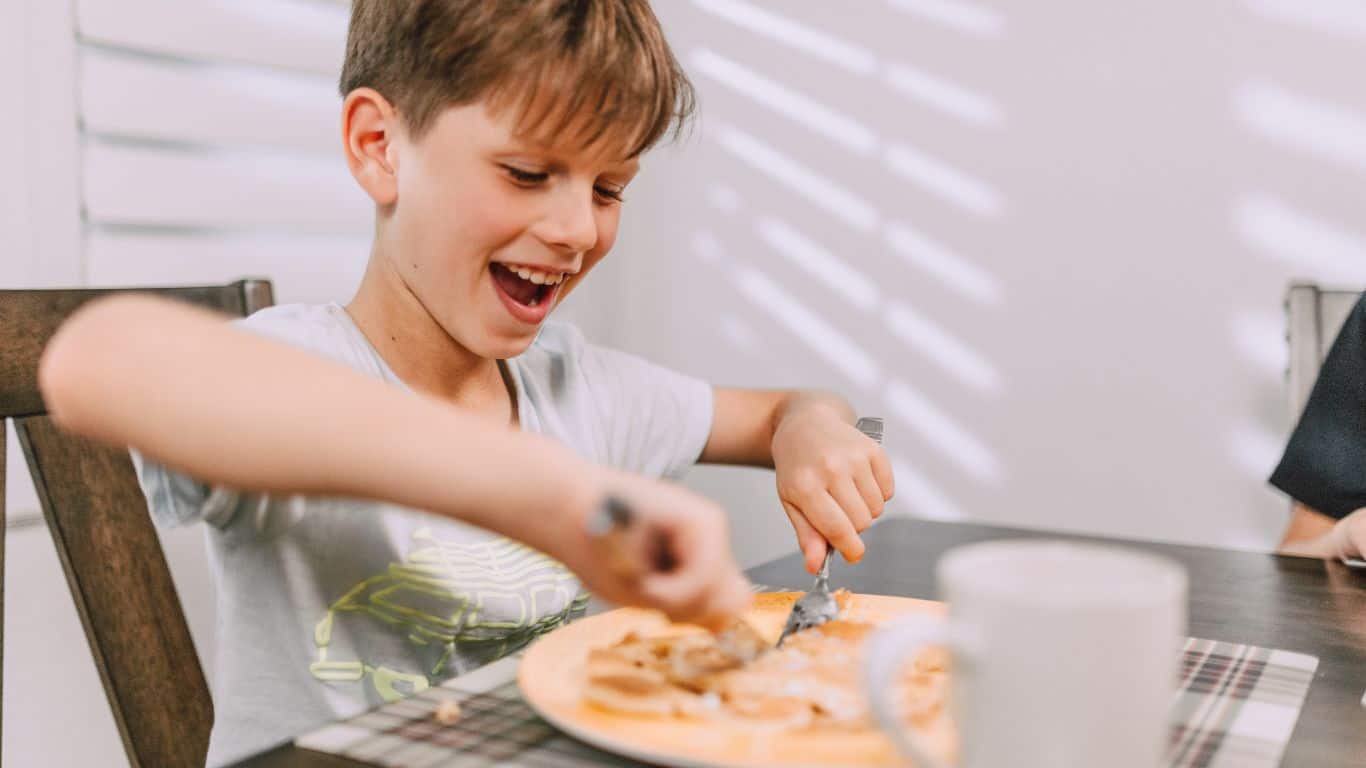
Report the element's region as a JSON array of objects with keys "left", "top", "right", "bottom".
[{"left": 340, "top": 0, "right": 695, "bottom": 158}]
